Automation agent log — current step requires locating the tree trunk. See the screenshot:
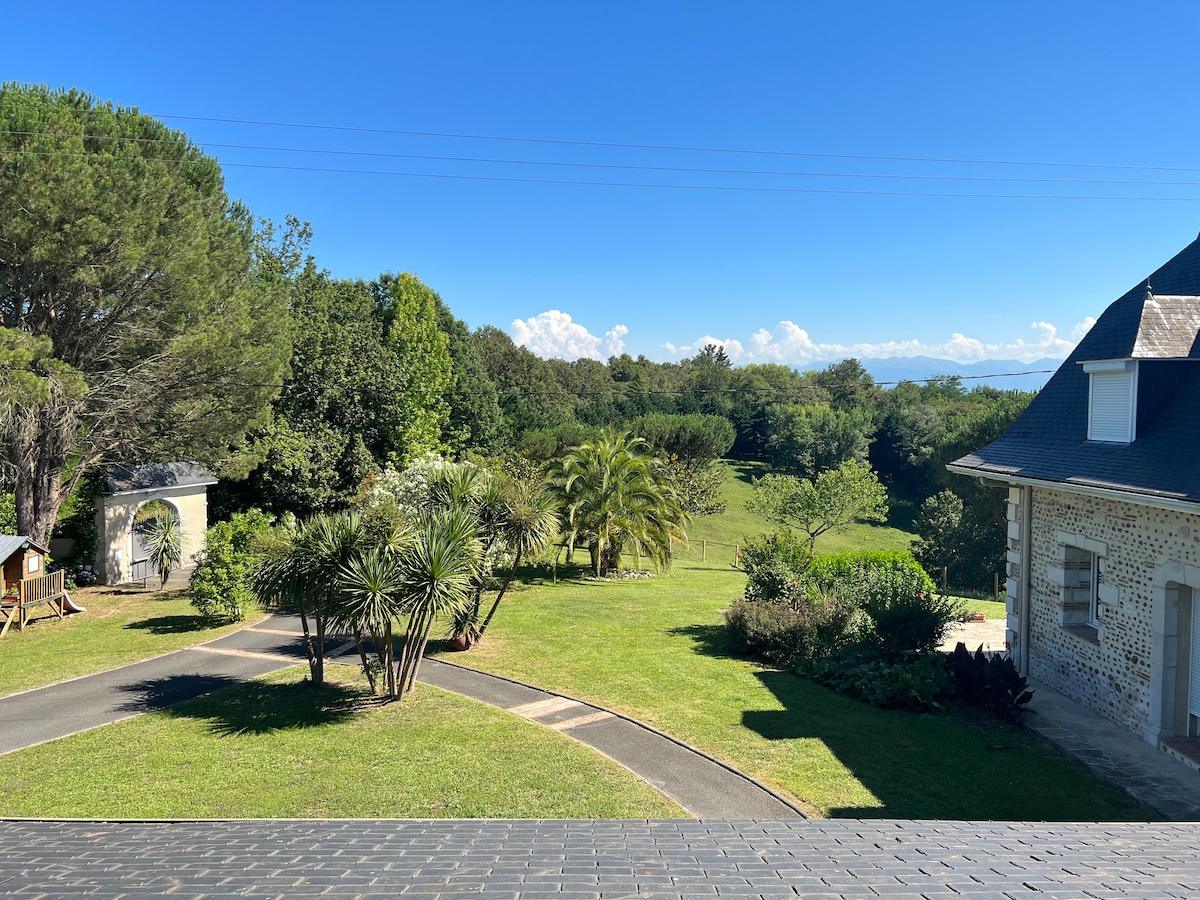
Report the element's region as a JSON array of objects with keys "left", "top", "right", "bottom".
[
  {"left": 477, "top": 550, "right": 521, "bottom": 640},
  {"left": 8, "top": 392, "right": 87, "bottom": 545},
  {"left": 354, "top": 629, "right": 377, "bottom": 695}
]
